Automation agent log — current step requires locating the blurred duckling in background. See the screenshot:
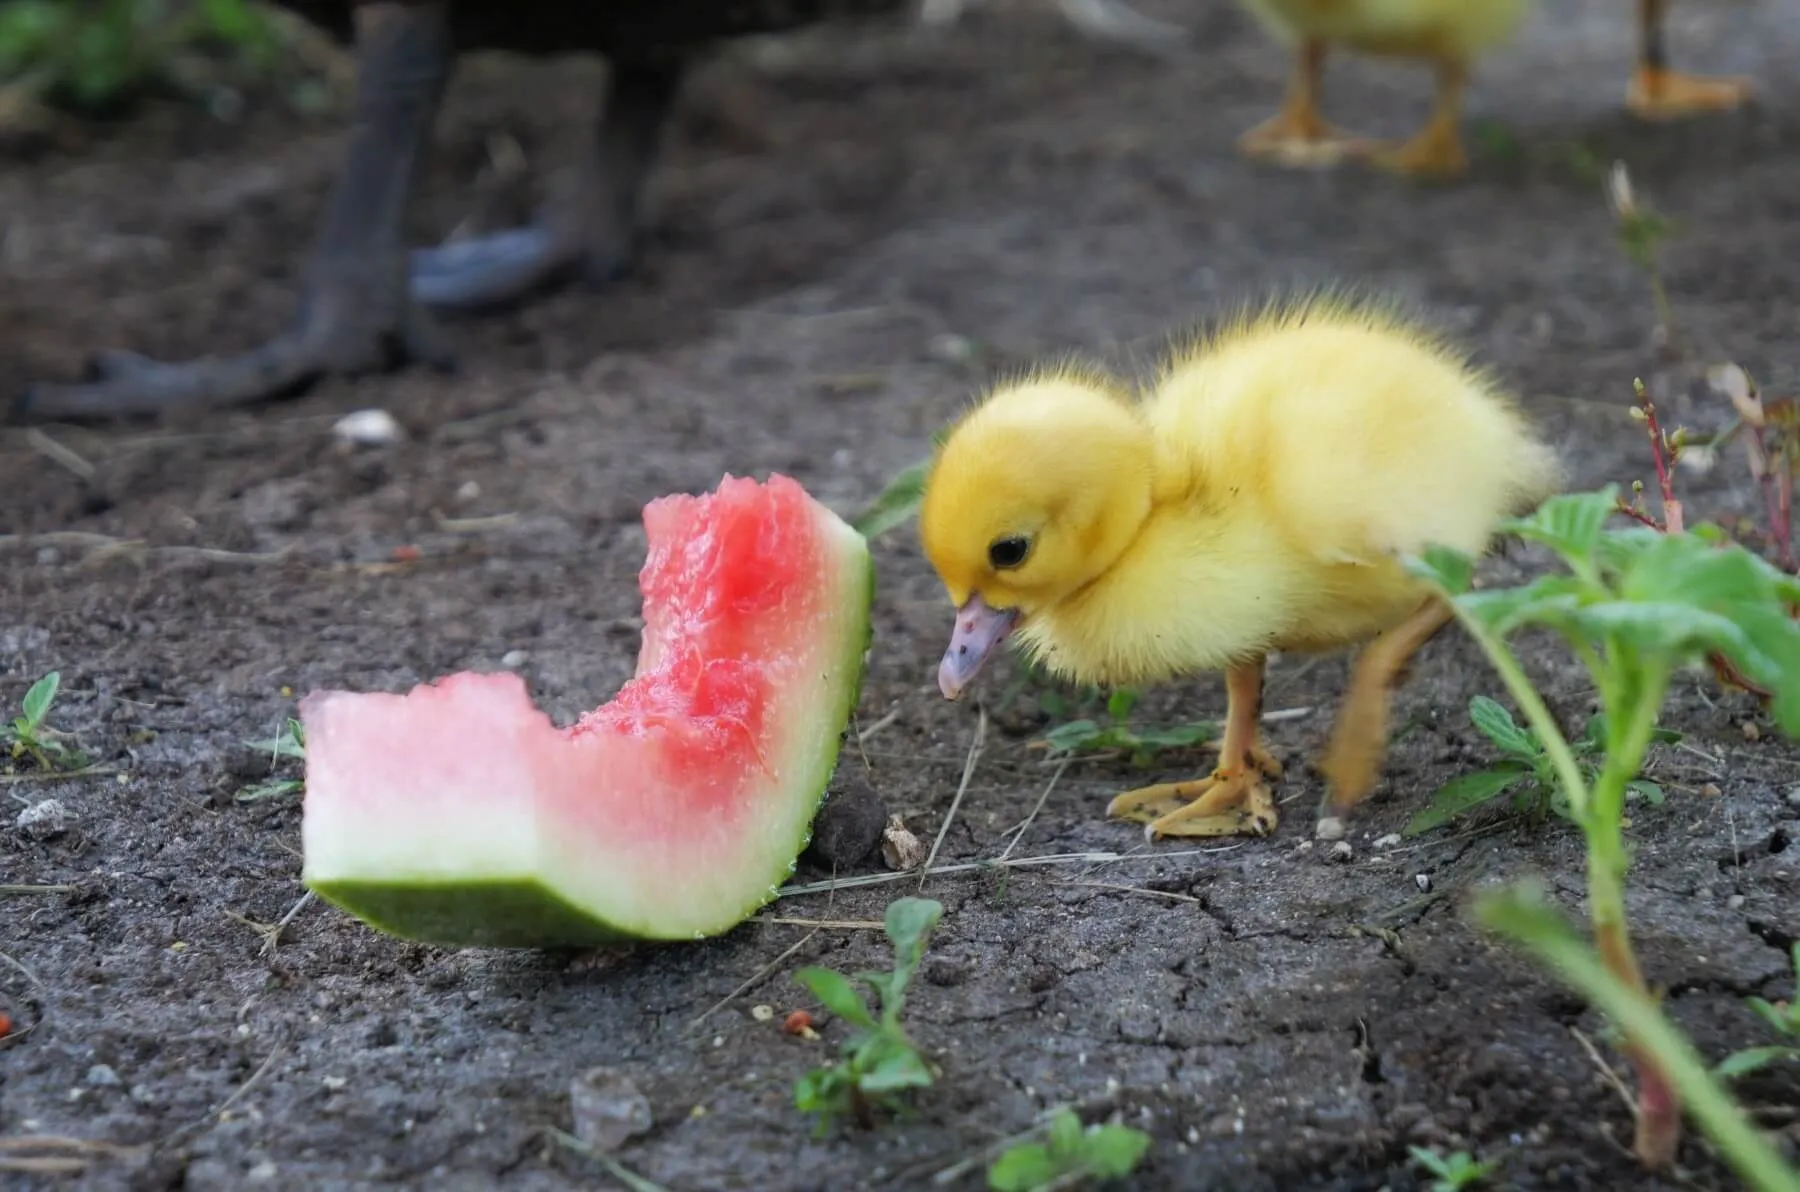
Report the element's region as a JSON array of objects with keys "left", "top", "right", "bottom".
[
  {"left": 918, "top": 296, "right": 1560, "bottom": 840},
  {"left": 1237, "top": 0, "right": 1754, "bottom": 179}
]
